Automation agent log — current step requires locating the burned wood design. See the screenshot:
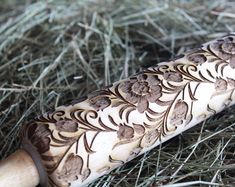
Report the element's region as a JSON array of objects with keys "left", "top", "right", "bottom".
[{"left": 23, "top": 35, "right": 235, "bottom": 187}]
